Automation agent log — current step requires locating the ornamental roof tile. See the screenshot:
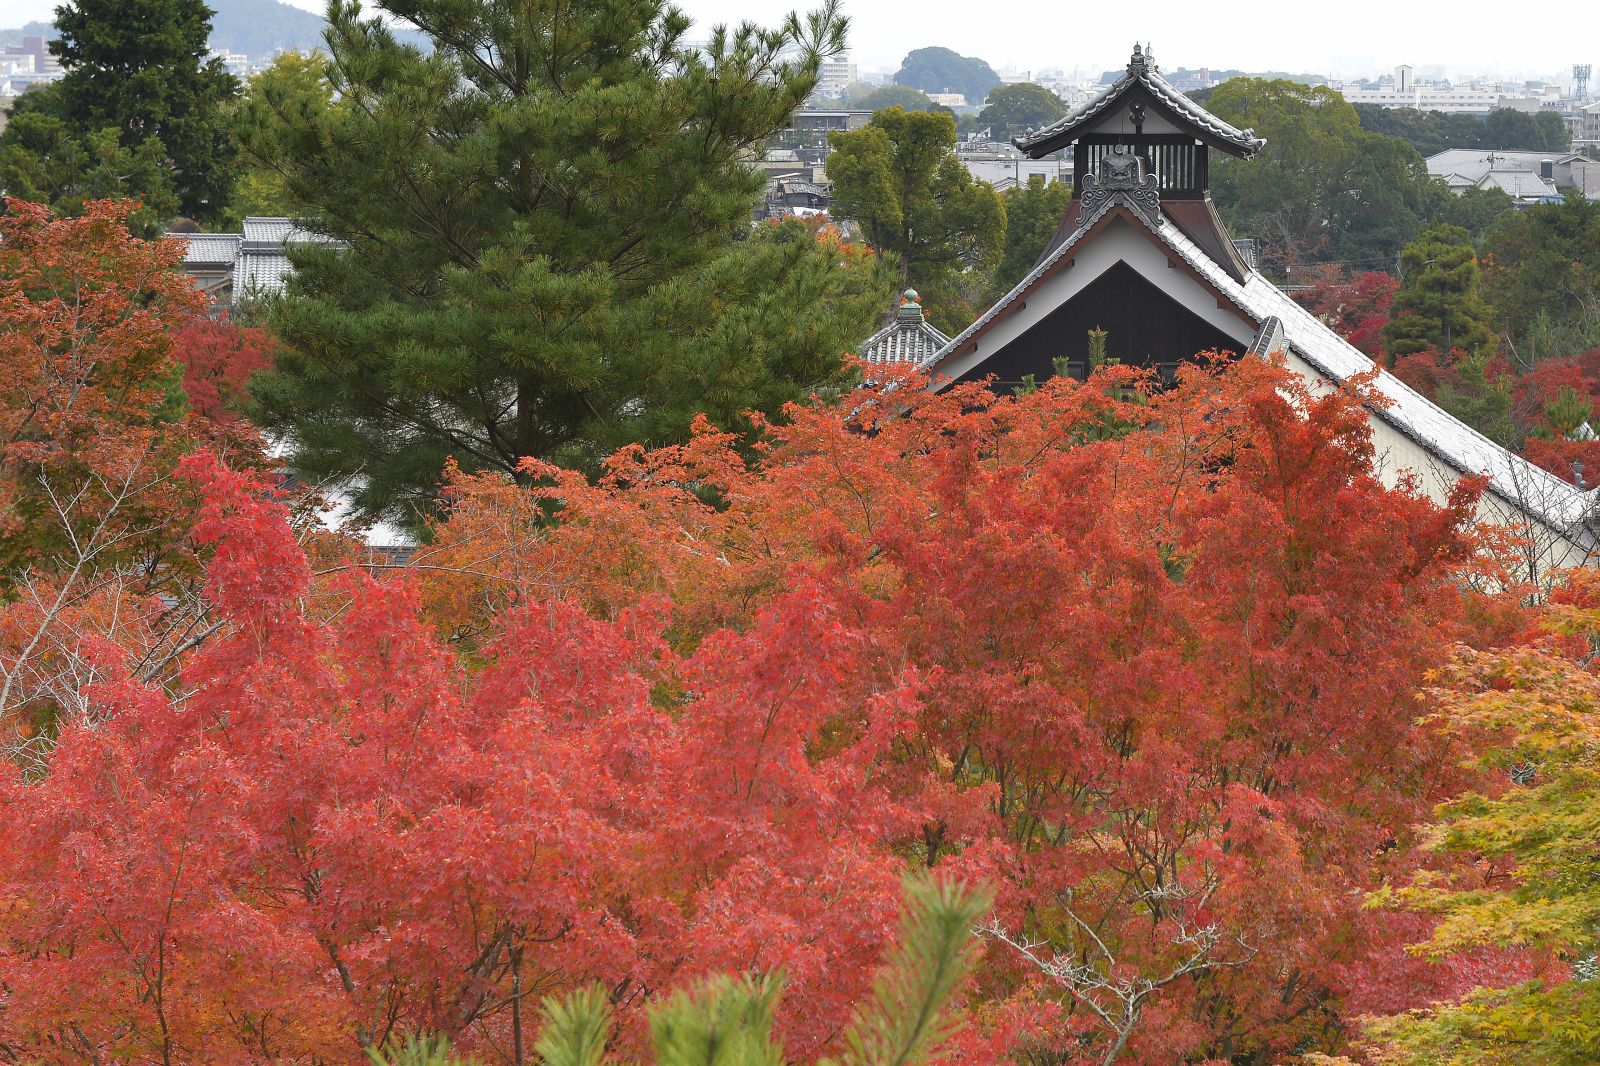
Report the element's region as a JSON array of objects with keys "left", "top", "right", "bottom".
[{"left": 858, "top": 294, "right": 952, "bottom": 366}]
